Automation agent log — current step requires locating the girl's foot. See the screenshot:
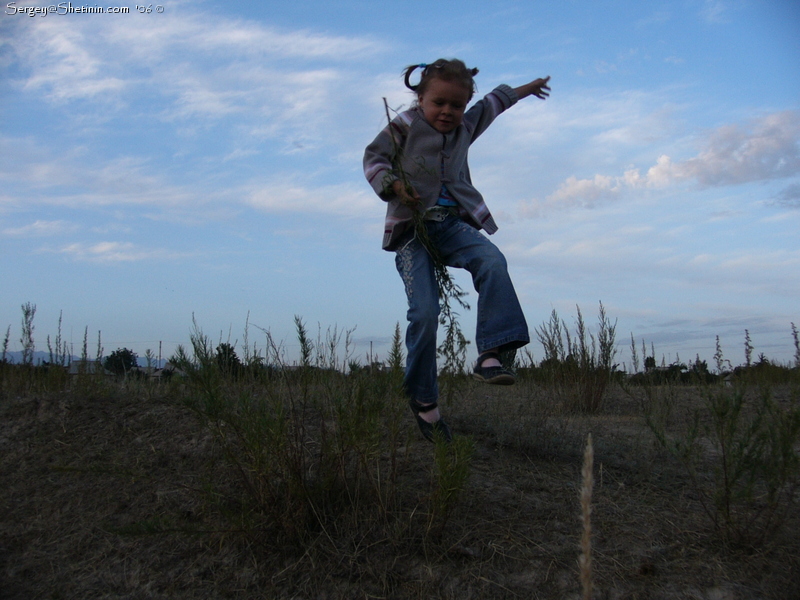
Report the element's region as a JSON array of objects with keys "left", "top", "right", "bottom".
[
  {"left": 473, "top": 351, "right": 515, "bottom": 385},
  {"left": 409, "top": 399, "right": 452, "bottom": 443},
  {"left": 418, "top": 405, "right": 441, "bottom": 423}
]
